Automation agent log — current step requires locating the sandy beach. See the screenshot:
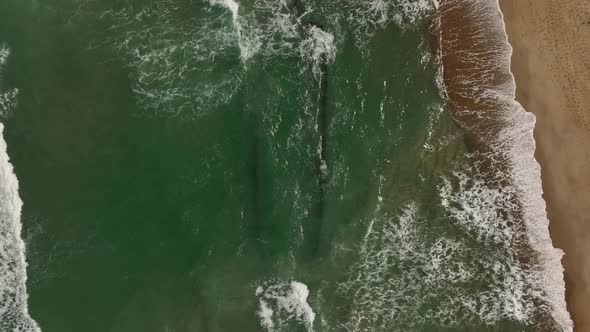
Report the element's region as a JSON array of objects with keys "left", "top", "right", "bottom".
[{"left": 499, "top": 0, "right": 590, "bottom": 331}]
